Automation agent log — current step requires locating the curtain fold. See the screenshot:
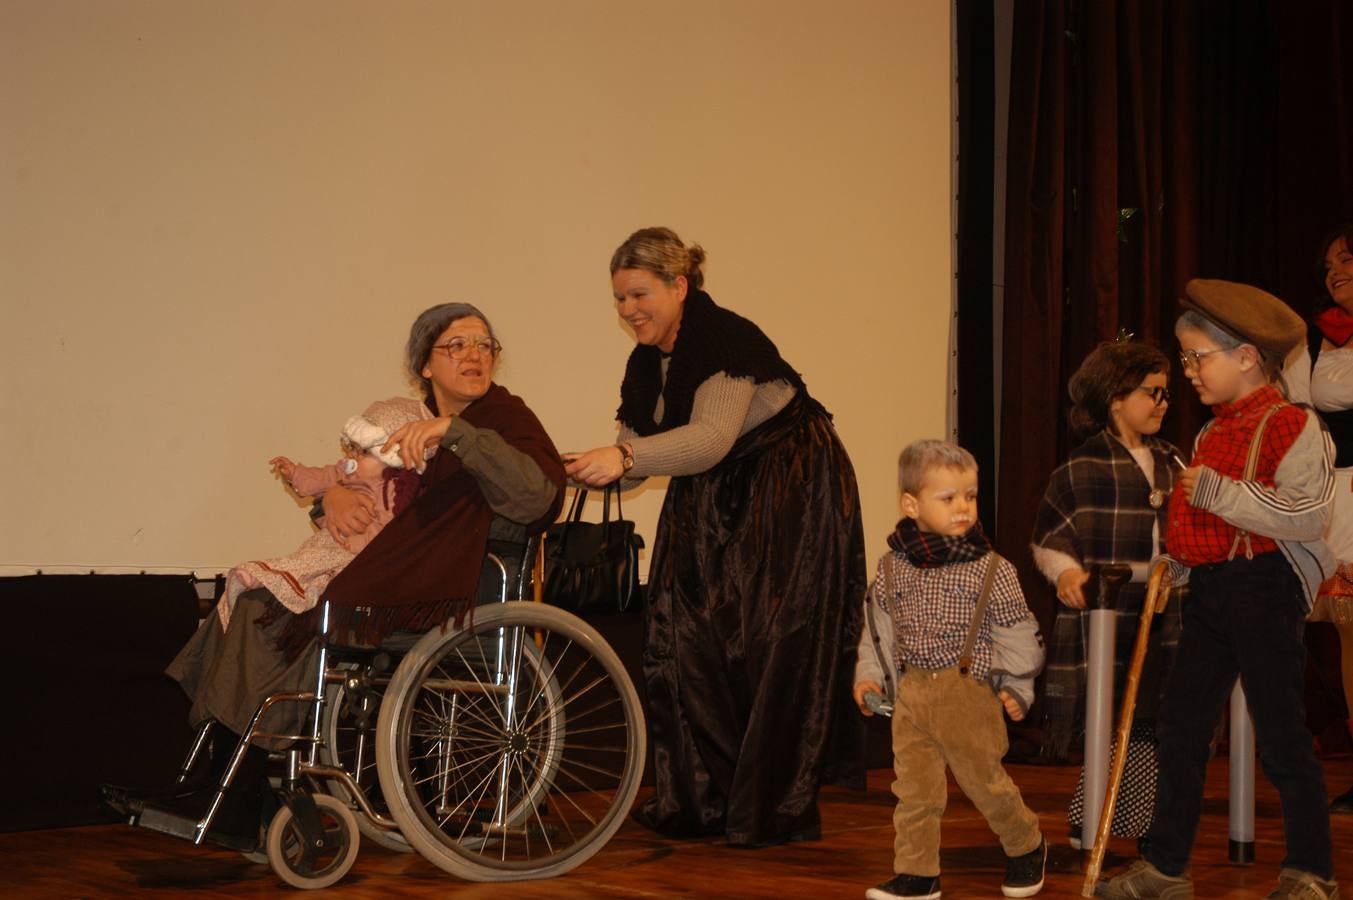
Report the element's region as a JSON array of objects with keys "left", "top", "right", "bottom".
[
  {"left": 1276, "top": 0, "right": 1353, "bottom": 306},
  {"left": 998, "top": 1, "right": 1070, "bottom": 626}
]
